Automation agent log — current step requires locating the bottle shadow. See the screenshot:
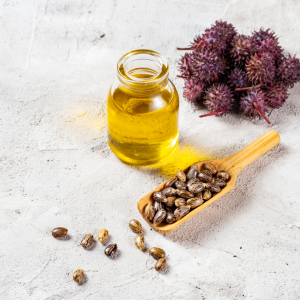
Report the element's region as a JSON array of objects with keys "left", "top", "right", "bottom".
[{"left": 163, "top": 142, "right": 287, "bottom": 243}]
